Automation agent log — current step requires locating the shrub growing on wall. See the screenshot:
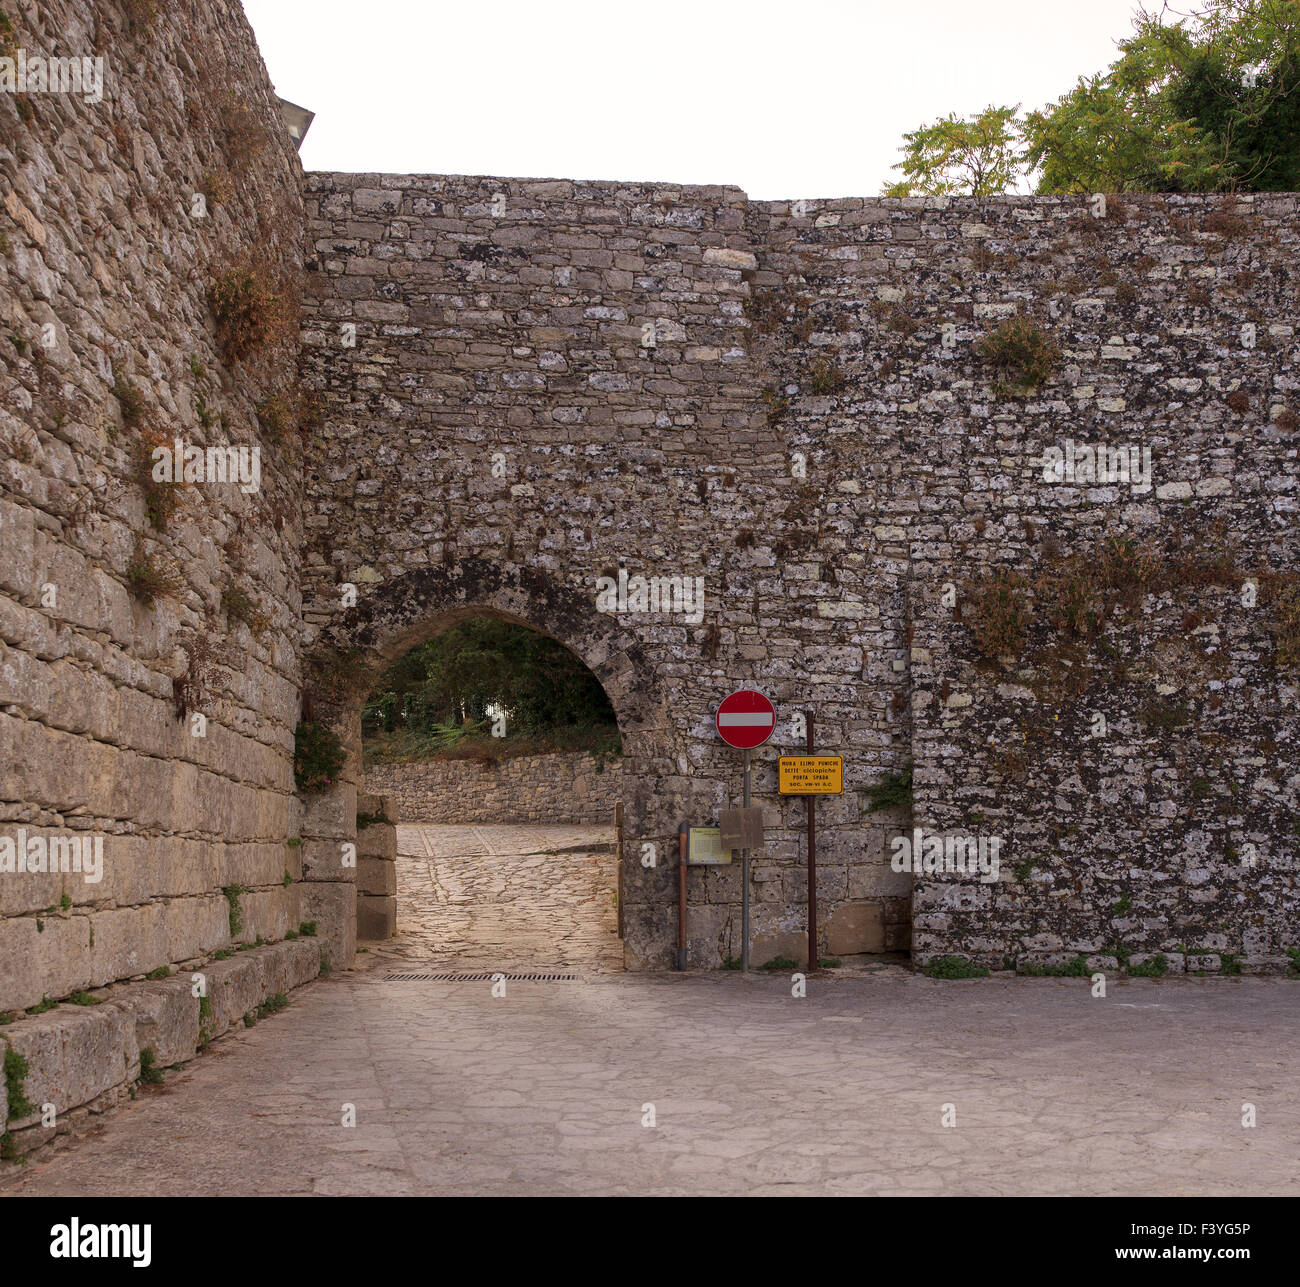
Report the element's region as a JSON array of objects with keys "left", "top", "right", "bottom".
[
  {"left": 975, "top": 315, "right": 1061, "bottom": 397},
  {"left": 207, "top": 266, "right": 289, "bottom": 364},
  {"left": 294, "top": 721, "right": 346, "bottom": 793}
]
